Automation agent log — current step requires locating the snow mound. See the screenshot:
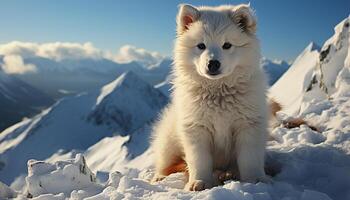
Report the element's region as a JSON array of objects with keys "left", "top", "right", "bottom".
[{"left": 25, "top": 154, "right": 102, "bottom": 198}]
